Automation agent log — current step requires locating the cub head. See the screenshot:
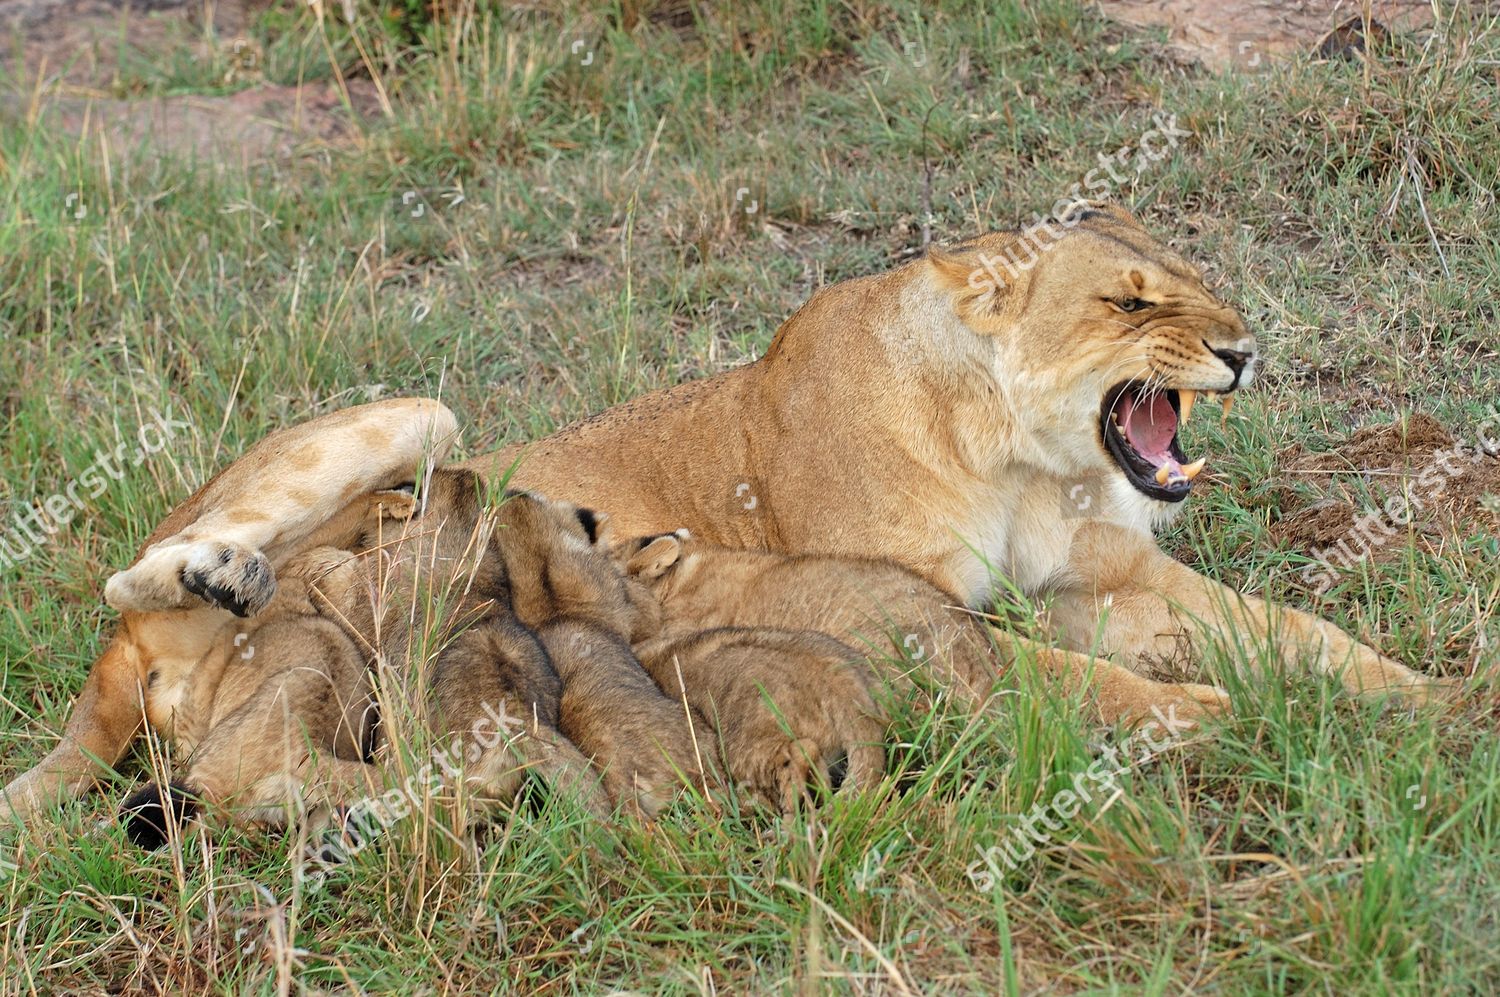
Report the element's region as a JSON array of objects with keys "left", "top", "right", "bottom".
[
  {"left": 495, "top": 492, "right": 661, "bottom": 640},
  {"left": 926, "top": 204, "right": 1256, "bottom": 506}
]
